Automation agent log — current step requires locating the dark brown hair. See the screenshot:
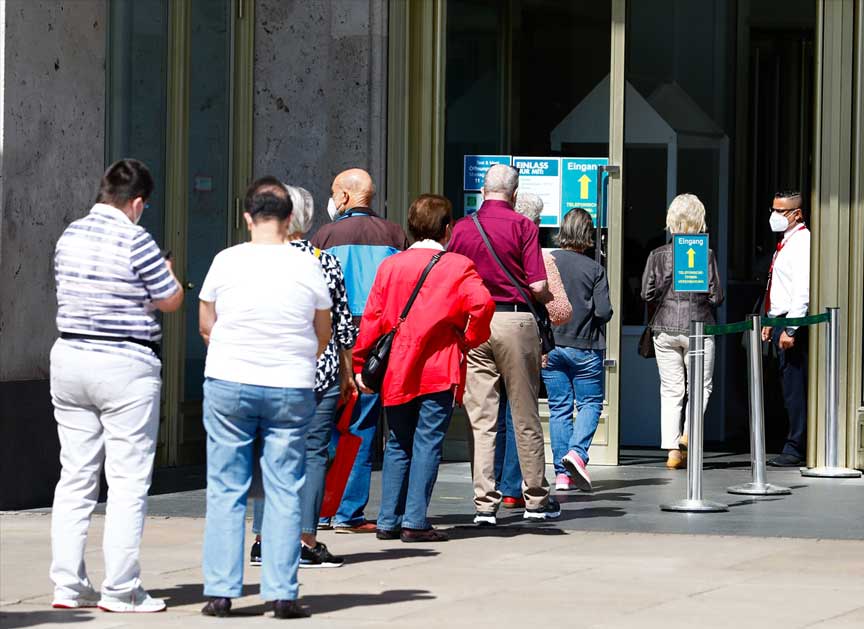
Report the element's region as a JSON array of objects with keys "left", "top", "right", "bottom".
[{"left": 407, "top": 194, "right": 453, "bottom": 242}]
